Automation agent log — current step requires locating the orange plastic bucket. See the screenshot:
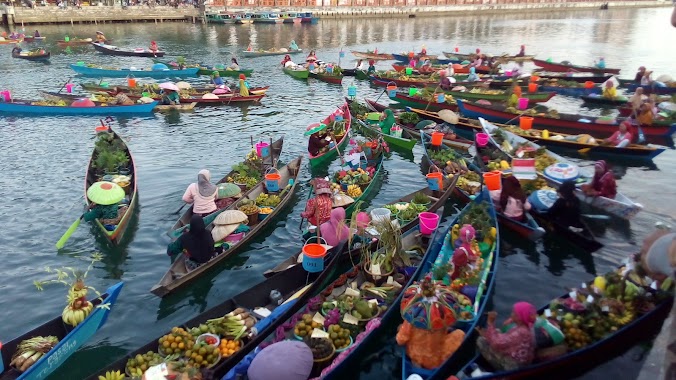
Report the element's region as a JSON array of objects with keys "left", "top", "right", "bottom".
[
  {"left": 264, "top": 170, "right": 281, "bottom": 192},
  {"left": 302, "top": 237, "right": 328, "bottom": 273},
  {"left": 431, "top": 131, "right": 444, "bottom": 146},
  {"left": 584, "top": 81, "right": 594, "bottom": 89},
  {"left": 426, "top": 167, "right": 444, "bottom": 191},
  {"left": 386, "top": 83, "right": 398, "bottom": 97},
  {"left": 483, "top": 171, "right": 502, "bottom": 191},
  {"left": 528, "top": 83, "right": 538, "bottom": 93},
  {"left": 127, "top": 77, "right": 137, "bottom": 88},
  {"left": 530, "top": 75, "right": 540, "bottom": 82},
  {"left": 520, "top": 116, "right": 534, "bottom": 130}
]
